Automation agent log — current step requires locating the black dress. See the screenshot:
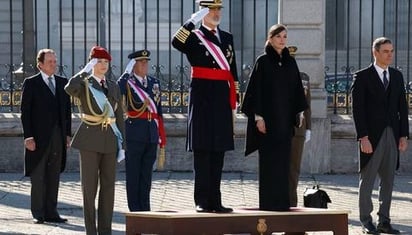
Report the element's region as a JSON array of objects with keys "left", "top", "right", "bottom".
[{"left": 242, "top": 45, "right": 308, "bottom": 211}]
